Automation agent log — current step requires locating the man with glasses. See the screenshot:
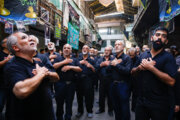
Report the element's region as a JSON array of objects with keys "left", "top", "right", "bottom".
[{"left": 131, "top": 27, "right": 177, "bottom": 120}]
